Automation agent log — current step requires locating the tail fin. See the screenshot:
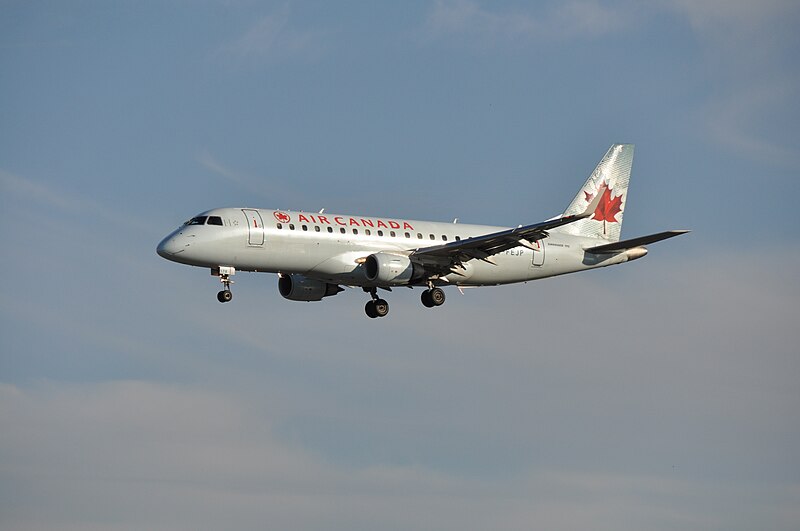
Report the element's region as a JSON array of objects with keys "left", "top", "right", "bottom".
[{"left": 556, "top": 143, "right": 634, "bottom": 242}]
